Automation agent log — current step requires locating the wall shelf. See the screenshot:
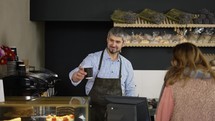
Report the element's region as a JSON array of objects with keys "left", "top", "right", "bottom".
[
  {"left": 124, "top": 43, "right": 215, "bottom": 47},
  {"left": 114, "top": 18, "right": 215, "bottom": 28},
  {"left": 114, "top": 17, "right": 215, "bottom": 47}
]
